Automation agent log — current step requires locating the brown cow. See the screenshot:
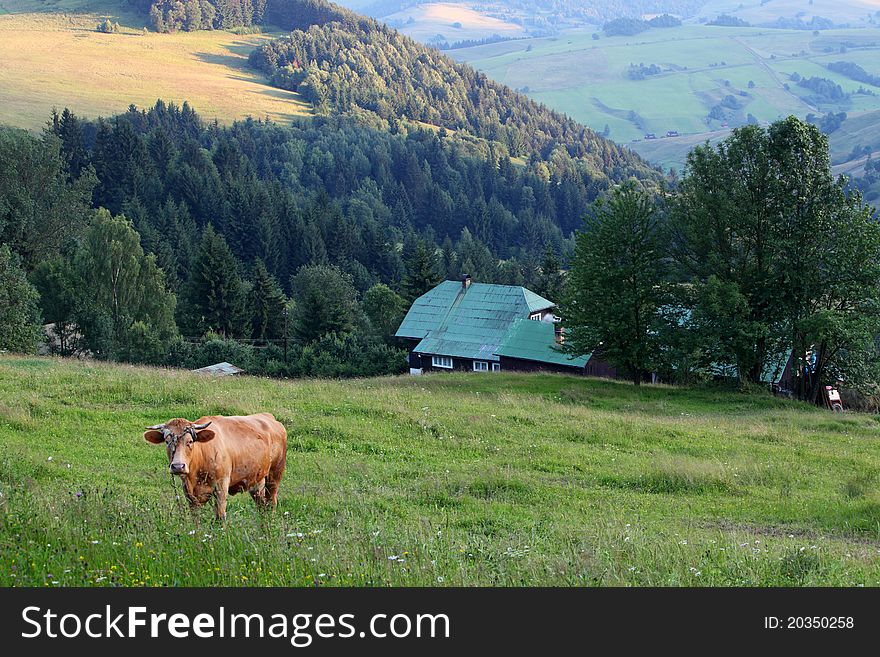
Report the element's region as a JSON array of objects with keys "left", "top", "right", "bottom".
[{"left": 144, "top": 413, "right": 287, "bottom": 521}]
